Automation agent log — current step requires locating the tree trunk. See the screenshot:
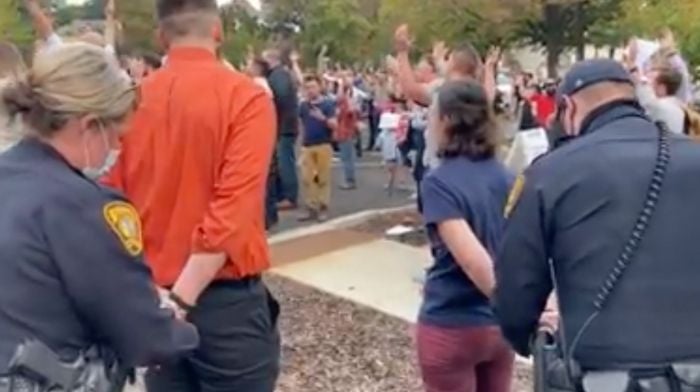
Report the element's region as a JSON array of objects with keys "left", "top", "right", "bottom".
[
  {"left": 608, "top": 46, "right": 616, "bottom": 59},
  {"left": 574, "top": 2, "right": 585, "bottom": 61},
  {"left": 544, "top": 3, "right": 562, "bottom": 78},
  {"left": 546, "top": 46, "right": 561, "bottom": 79}
]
